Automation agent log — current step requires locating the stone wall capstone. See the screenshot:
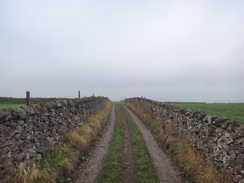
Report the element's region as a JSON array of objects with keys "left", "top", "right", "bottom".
[
  {"left": 0, "top": 96, "right": 109, "bottom": 182},
  {"left": 125, "top": 98, "right": 244, "bottom": 183}
]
